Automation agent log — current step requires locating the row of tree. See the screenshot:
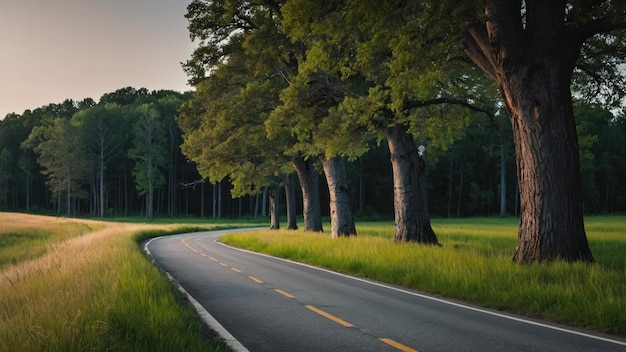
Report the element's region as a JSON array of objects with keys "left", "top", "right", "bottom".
[
  {"left": 1, "top": 1, "right": 625, "bottom": 263},
  {"left": 177, "top": 0, "right": 626, "bottom": 262},
  {"left": 1, "top": 89, "right": 624, "bottom": 220}
]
